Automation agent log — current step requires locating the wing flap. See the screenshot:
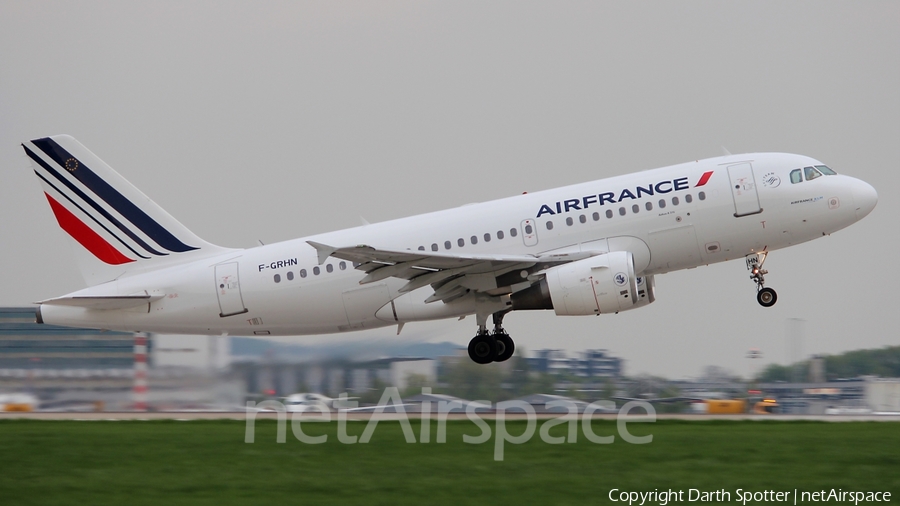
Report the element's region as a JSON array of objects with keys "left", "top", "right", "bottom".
[{"left": 307, "top": 241, "right": 604, "bottom": 303}]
